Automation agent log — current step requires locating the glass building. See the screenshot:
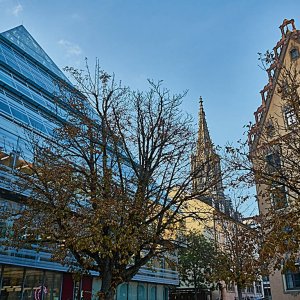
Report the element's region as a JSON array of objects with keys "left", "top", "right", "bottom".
[{"left": 0, "top": 25, "right": 178, "bottom": 300}]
